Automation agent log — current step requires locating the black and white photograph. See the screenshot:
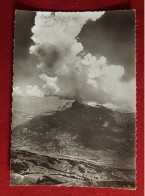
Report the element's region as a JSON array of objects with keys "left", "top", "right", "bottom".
[{"left": 11, "top": 10, "right": 136, "bottom": 188}]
